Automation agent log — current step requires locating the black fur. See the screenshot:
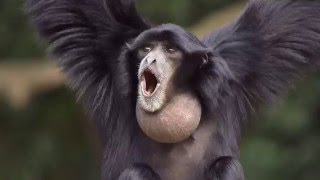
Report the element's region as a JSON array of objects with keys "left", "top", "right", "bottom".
[
  {"left": 118, "top": 164, "right": 161, "bottom": 180},
  {"left": 26, "top": 0, "right": 320, "bottom": 179}
]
